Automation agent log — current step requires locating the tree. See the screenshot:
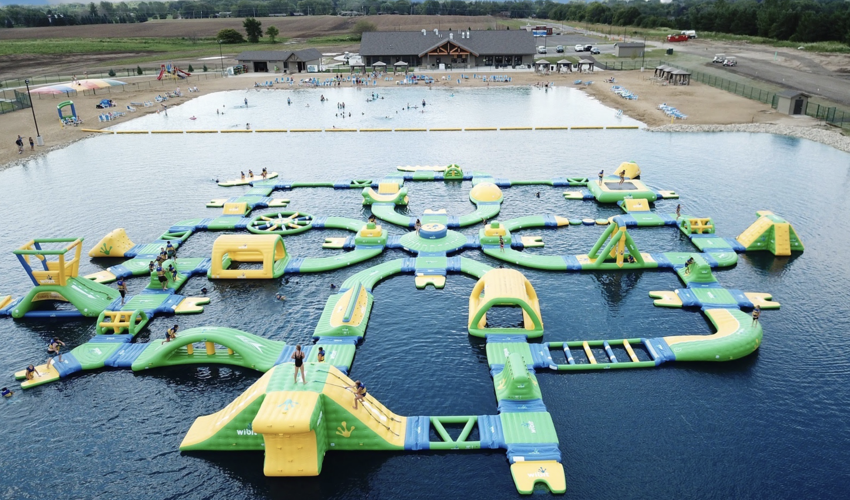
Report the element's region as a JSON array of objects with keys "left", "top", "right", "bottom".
[
  {"left": 108, "top": 69, "right": 116, "bottom": 77},
  {"left": 243, "top": 17, "right": 263, "bottom": 43},
  {"left": 266, "top": 25, "right": 280, "bottom": 43},
  {"left": 88, "top": 2, "right": 97, "bottom": 17},
  {"left": 203, "top": 64, "right": 208, "bottom": 72},
  {"left": 136, "top": 66, "right": 143, "bottom": 75},
  {"left": 188, "top": 64, "right": 194, "bottom": 72},
  {"left": 217, "top": 28, "right": 245, "bottom": 44},
  {"left": 352, "top": 19, "right": 377, "bottom": 38}
]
